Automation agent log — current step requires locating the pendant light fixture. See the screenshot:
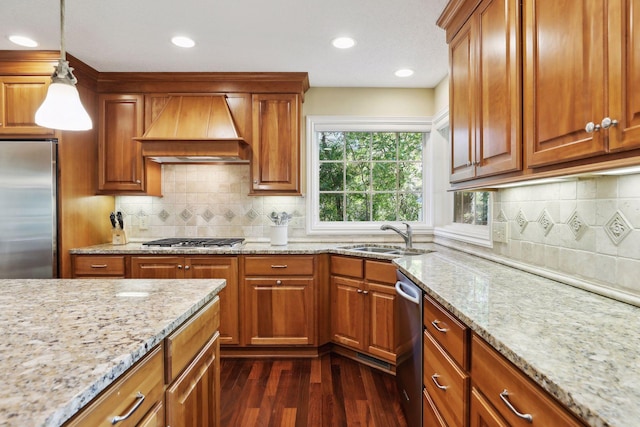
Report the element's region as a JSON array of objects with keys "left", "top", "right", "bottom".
[{"left": 35, "top": 0, "right": 92, "bottom": 131}]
